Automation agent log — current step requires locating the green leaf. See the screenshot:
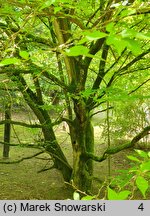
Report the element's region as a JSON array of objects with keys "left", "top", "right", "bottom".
[
  {"left": 120, "top": 8, "right": 136, "bottom": 17},
  {"left": 112, "top": 170, "right": 133, "bottom": 188},
  {"left": 108, "top": 187, "right": 118, "bottom": 200},
  {"left": 81, "top": 89, "right": 96, "bottom": 99},
  {"left": 106, "top": 87, "right": 129, "bottom": 102},
  {"left": 65, "top": 45, "right": 89, "bottom": 56},
  {"left": 106, "top": 35, "right": 127, "bottom": 55},
  {"left": 73, "top": 191, "right": 80, "bottom": 200},
  {"left": 40, "top": 0, "right": 56, "bottom": 10},
  {"left": 136, "top": 32, "right": 150, "bottom": 40},
  {"left": 135, "top": 149, "right": 148, "bottom": 158},
  {"left": 136, "top": 176, "right": 148, "bottom": 198},
  {"left": 124, "top": 38, "right": 142, "bottom": 55},
  {"left": 84, "top": 30, "right": 107, "bottom": 41},
  {"left": 108, "top": 32, "right": 142, "bottom": 56},
  {"left": 19, "top": 50, "right": 29, "bottom": 60},
  {"left": 108, "top": 187, "right": 131, "bottom": 200},
  {"left": 81, "top": 195, "right": 95, "bottom": 200},
  {"left": 77, "top": 37, "right": 88, "bottom": 45},
  {"left": 121, "top": 29, "right": 137, "bottom": 39},
  {"left": 129, "top": 165, "right": 139, "bottom": 173},
  {"left": 0, "top": 58, "right": 21, "bottom": 67},
  {"left": 39, "top": 104, "right": 53, "bottom": 111},
  {"left": 148, "top": 152, "right": 150, "bottom": 158},
  {"left": 120, "top": 29, "right": 150, "bottom": 41},
  {"left": 127, "top": 155, "right": 140, "bottom": 162},
  {"left": 140, "top": 161, "right": 150, "bottom": 172},
  {"left": 106, "top": 22, "right": 115, "bottom": 33},
  {"left": 118, "top": 191, "right": 131, "bottom": 200},
  {"left": 54, "top": 7, "right": 62, "bottom": 14}
]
